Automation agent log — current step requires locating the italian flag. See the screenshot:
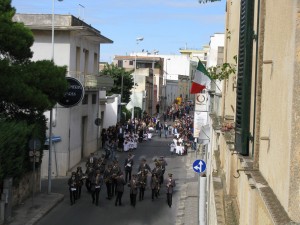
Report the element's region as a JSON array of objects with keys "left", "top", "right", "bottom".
[{"left": 190, "top": 60, "right": 211, "bottom": 94}]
